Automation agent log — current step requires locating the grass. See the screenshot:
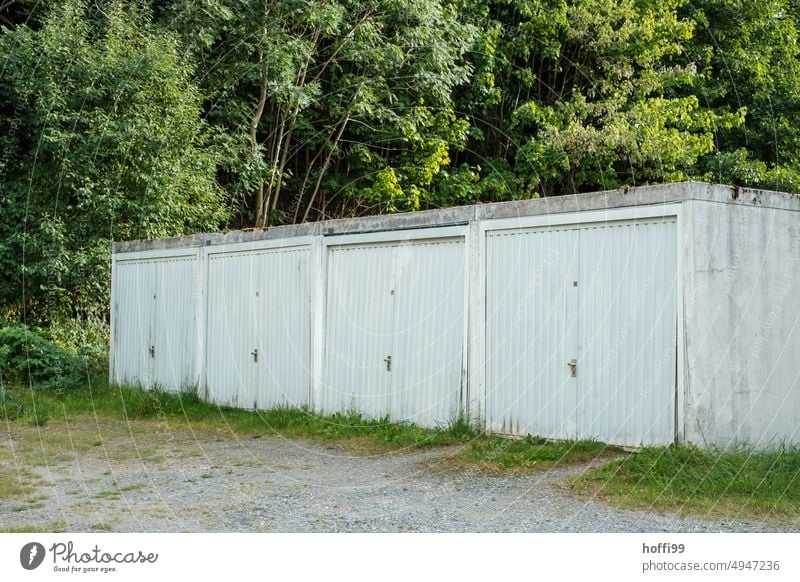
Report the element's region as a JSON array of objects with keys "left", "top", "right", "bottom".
[
  {"left": 3, "top": 376, "right": 799, "bottom": 525},
  {"left": 0, "top": 468, "right": 38, "bottom": 500},
  {"left": 0, "top": 376, "right": 482, "bottom": 455},
  {"left": 0, "top": 521, "right": 67, "bottom": 533},
  {"left": 95, "top": 490, "right": 121, "bottom": 500},
  {"left": 429, "top": 434, "right": 624, "bottom": 474},
  {"left": 567, "top": 444, "right": 800, "bottom": 525},
  {"left": 12, "top": 499, "right": 46, "bottom": 510}
]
